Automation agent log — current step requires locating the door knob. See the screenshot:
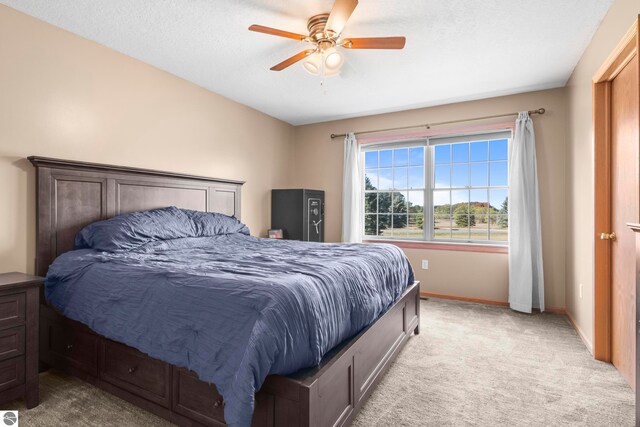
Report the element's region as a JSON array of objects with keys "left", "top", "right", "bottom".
[{"left": 600, "top": 232, "right": 616, "bottom": 241}]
